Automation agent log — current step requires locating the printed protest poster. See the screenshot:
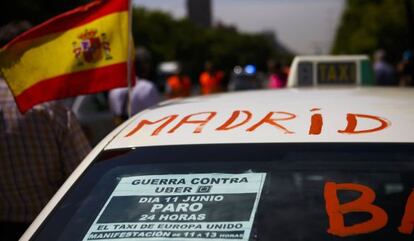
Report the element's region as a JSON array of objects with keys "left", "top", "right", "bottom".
[{"left": 83, "top": 173, "right": 266, "bottom": 241}]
